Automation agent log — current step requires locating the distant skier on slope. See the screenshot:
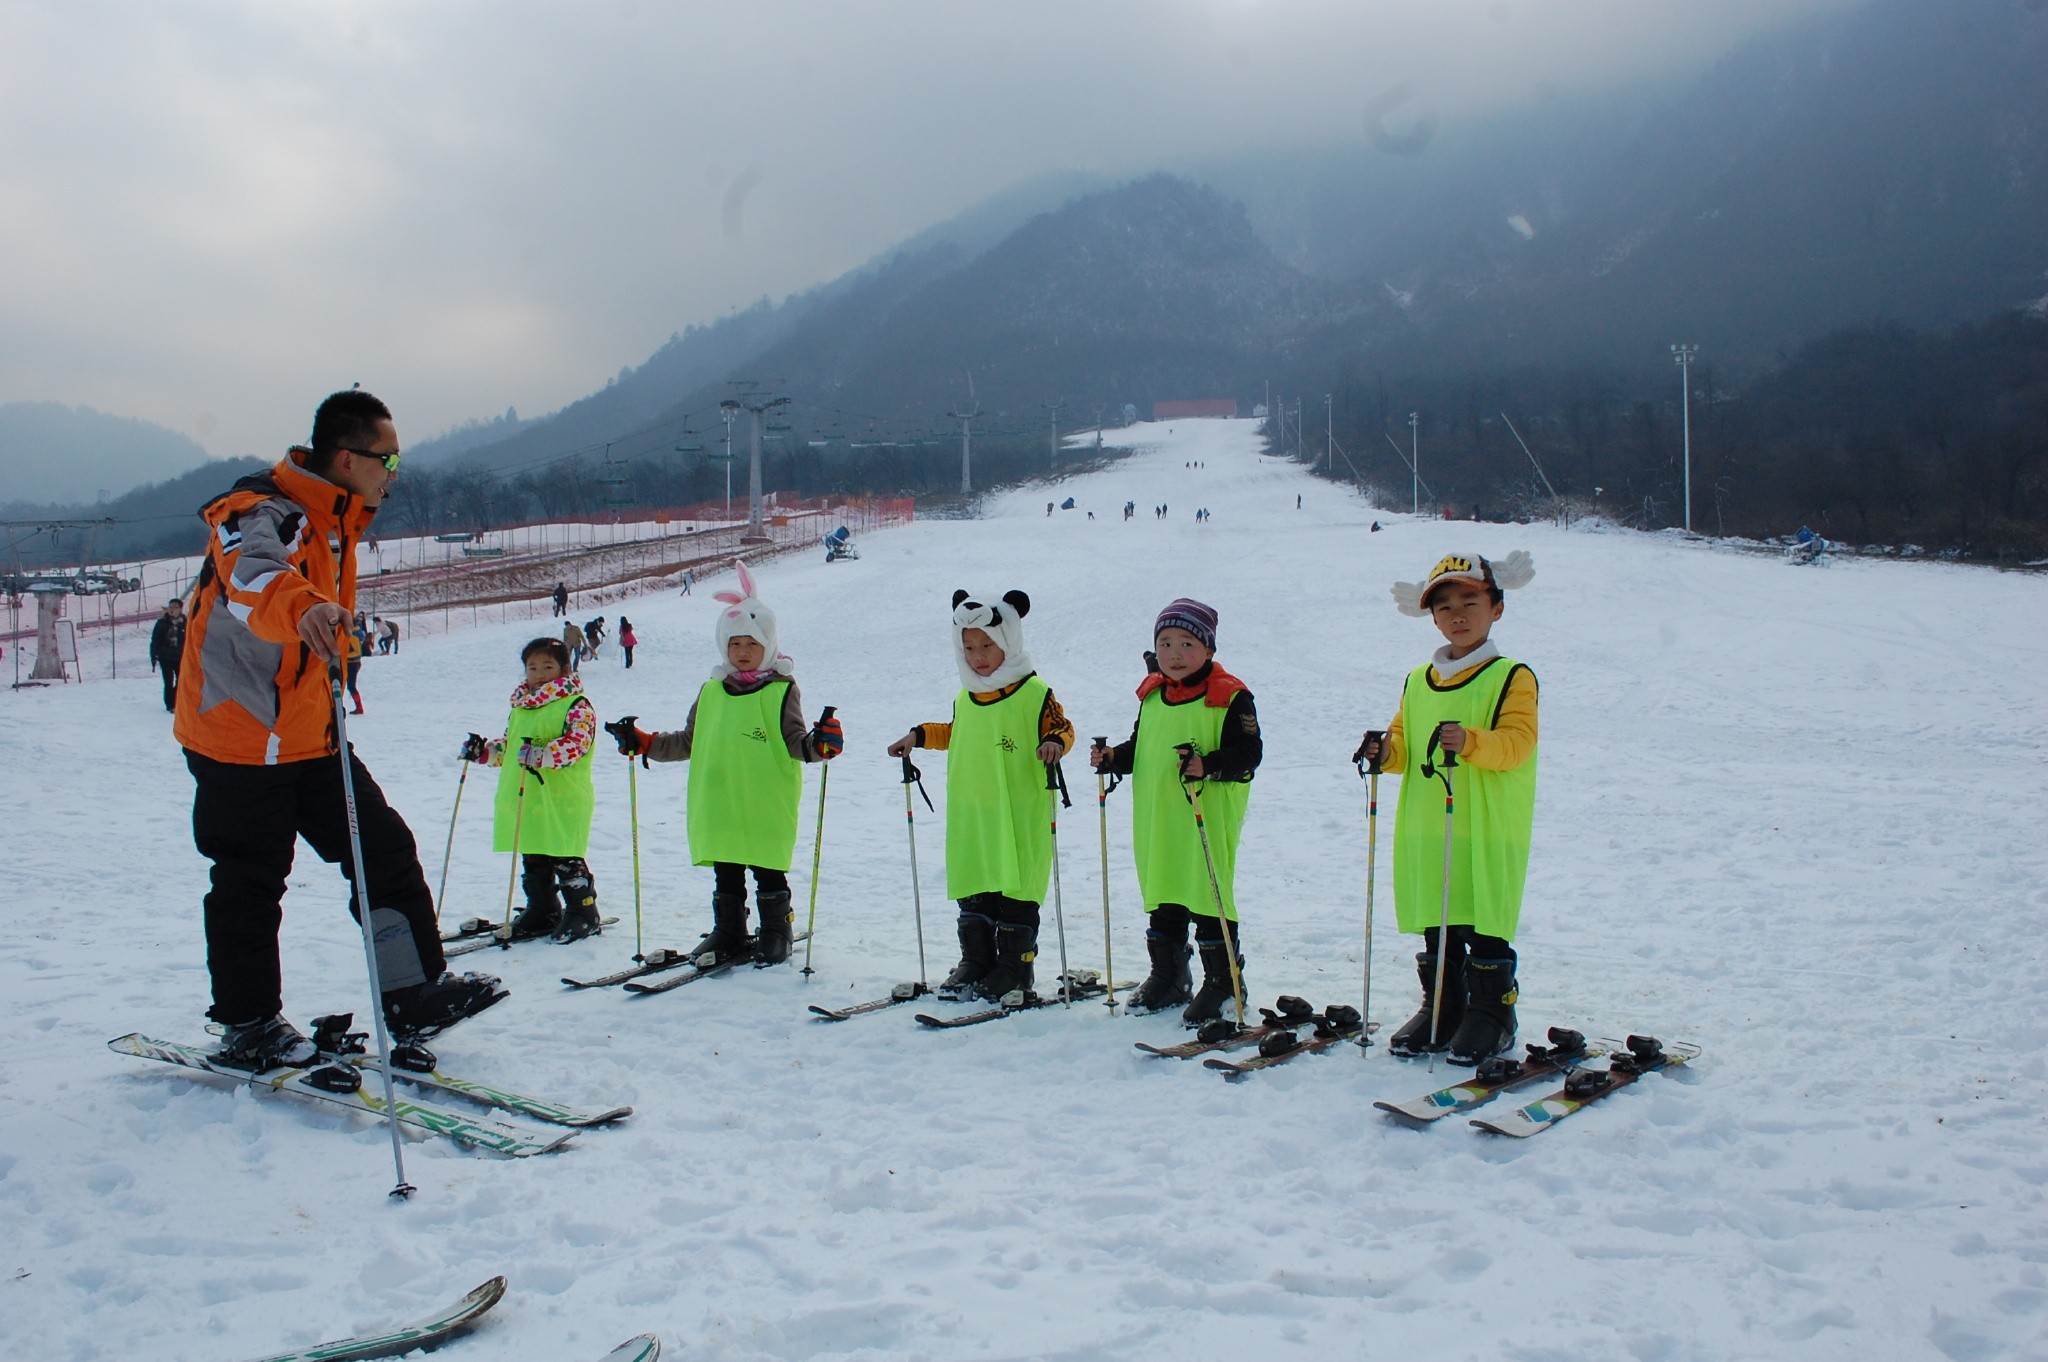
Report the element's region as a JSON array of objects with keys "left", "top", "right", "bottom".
[
  {"left": 173, "top": 389, "right": 504, "bottom": 1071},
  {"left": 609, "top": 562, "right": 840, "bottom": 966},
  {"left": 461, "top": 637, "right": 605, "bottom": 944},
  {"left": 1092, "top": 599, "right": 1262, "bottom": 1025},
  {"left": 1356, "top": 551, "right": 1539, "bottom": 1065},
  {"left": 887, "top": 589, "right": 1075, "bottom": 1003}
]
